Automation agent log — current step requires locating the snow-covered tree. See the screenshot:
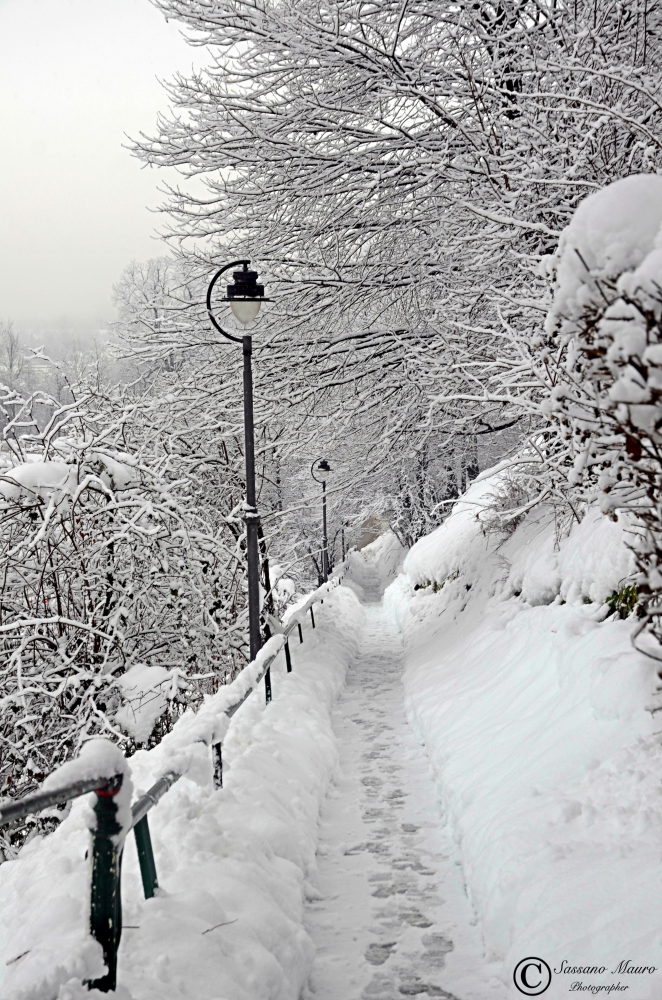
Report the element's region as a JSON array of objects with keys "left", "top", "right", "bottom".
[{"left": 130, "top": 0, "right": 661, "bottom": 536}]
